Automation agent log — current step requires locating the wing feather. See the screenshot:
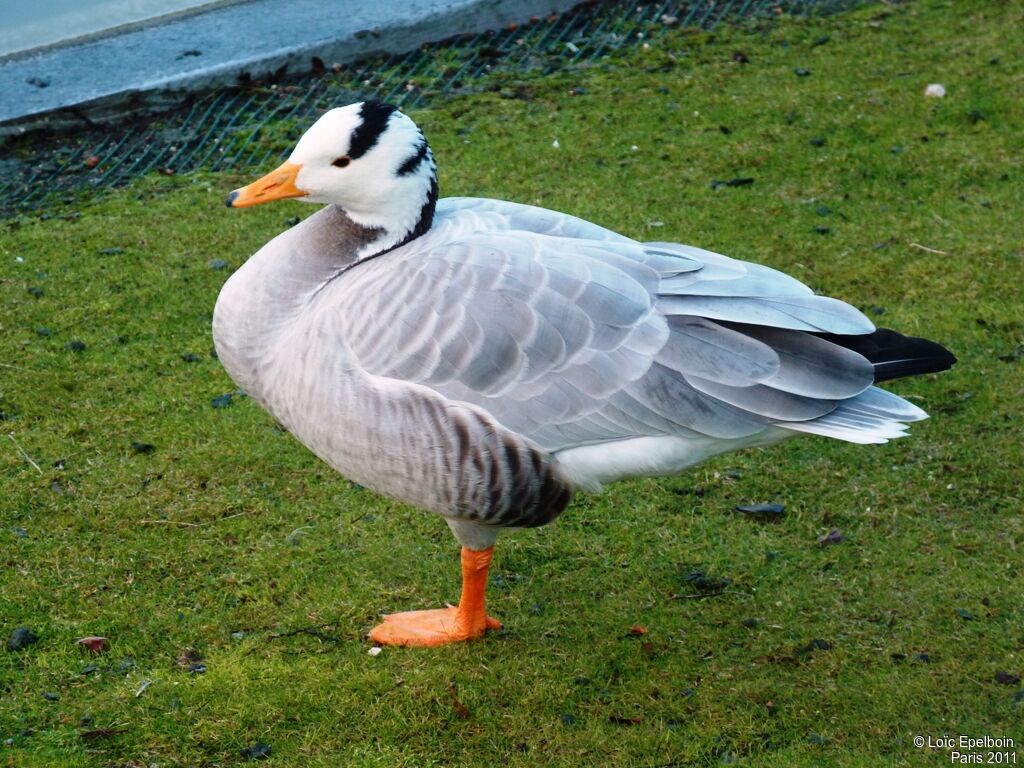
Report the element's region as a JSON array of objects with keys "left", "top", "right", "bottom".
[{"left": 324, "top": 199, "right": 909, "bottom": 453}]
